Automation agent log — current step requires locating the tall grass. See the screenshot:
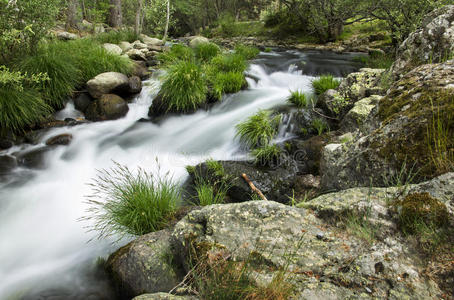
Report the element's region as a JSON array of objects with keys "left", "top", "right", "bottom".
[
  {"left": 194, "top": 180, "right": 229, "bottom": 206},
  {"left": 160, "top": 61, "right": 207, "bottom": 112},
  {"left": 211, "top": 53, "right": 247, "bottom": 73},
  {"left": 211, "top": 72, "right": 245, "bottom": 100},
  {"left": 236, "top": 110, "right": 281, "bottom": 148},
  {"left": 312, "top": 75, "right": 341, "bottom": 95},
  {"left": 195, "top": 42, "right": 221, "bottom": 62},
  {"left": 287, "top": 90, "right": 311, "bottom": 108},
  {"left": 82, "top": 162, "right": 180, "bottom": 238},
  {"left": 234, "top": 44, "right": 260, "bottom": 60},
  {"left": 252, "top": 144, "right": 282, "bottom": 166},
  {"left": 158, "top": 44, "right": 195, "bottom": 65},
  {"left": 89, "top": 29, "right": 139, "bottom": 44}
]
